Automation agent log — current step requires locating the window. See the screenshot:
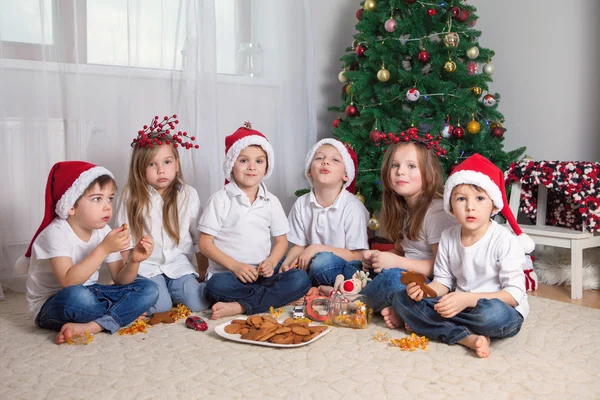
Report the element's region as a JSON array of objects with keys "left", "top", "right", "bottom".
[{"left": 0, "top": 0, "right": 247, "bottom": 74}]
